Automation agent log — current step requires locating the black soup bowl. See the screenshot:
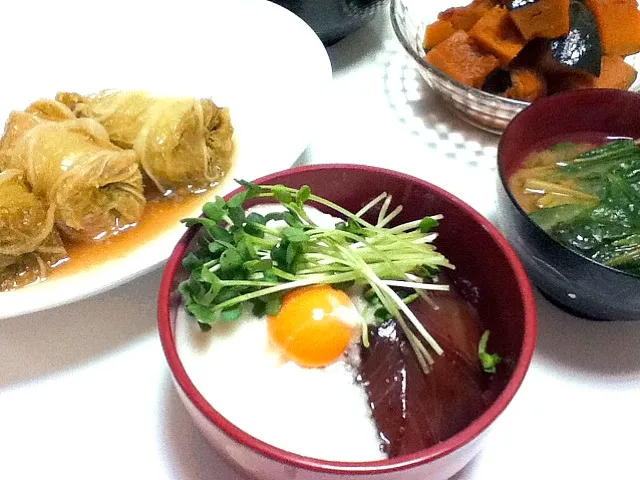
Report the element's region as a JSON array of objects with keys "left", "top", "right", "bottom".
[
  {"left": 270, "top": 0, "right": 387, "bottom": 46},
  {"left": 497, "top": 89, "right": 640, "bottom": 321}
]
